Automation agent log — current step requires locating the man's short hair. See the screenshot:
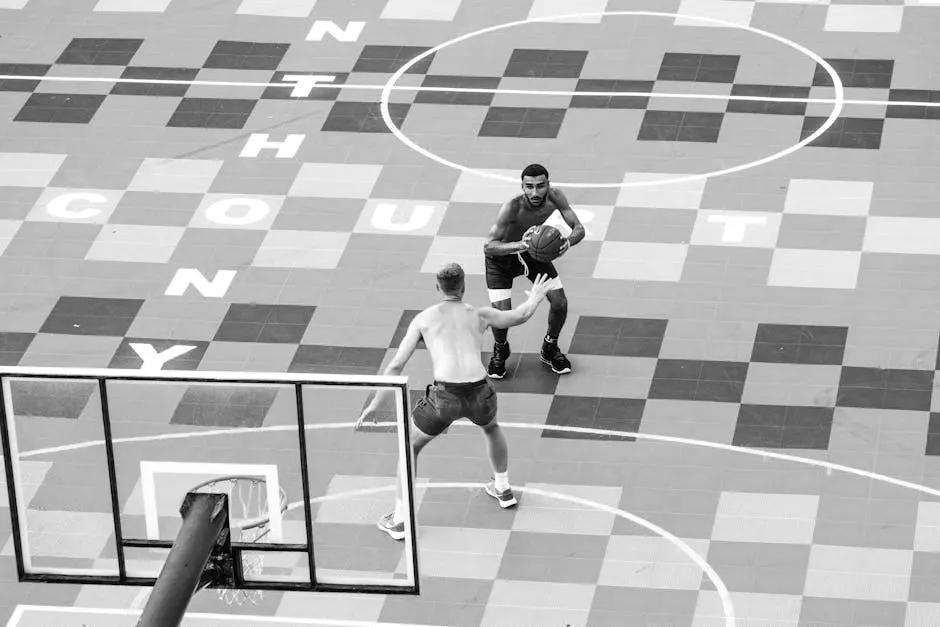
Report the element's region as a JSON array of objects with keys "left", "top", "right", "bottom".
[
  {"left": 521, "top": 163, "right": 549, "bottom": 180},
  {"left": 436, "top": 262, "right": 465, "bottom": 294}
]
